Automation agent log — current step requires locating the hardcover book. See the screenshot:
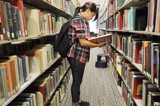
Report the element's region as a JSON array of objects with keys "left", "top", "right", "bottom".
[{"left": 88, "top": 34, "right": 111, "bottom": 44}]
